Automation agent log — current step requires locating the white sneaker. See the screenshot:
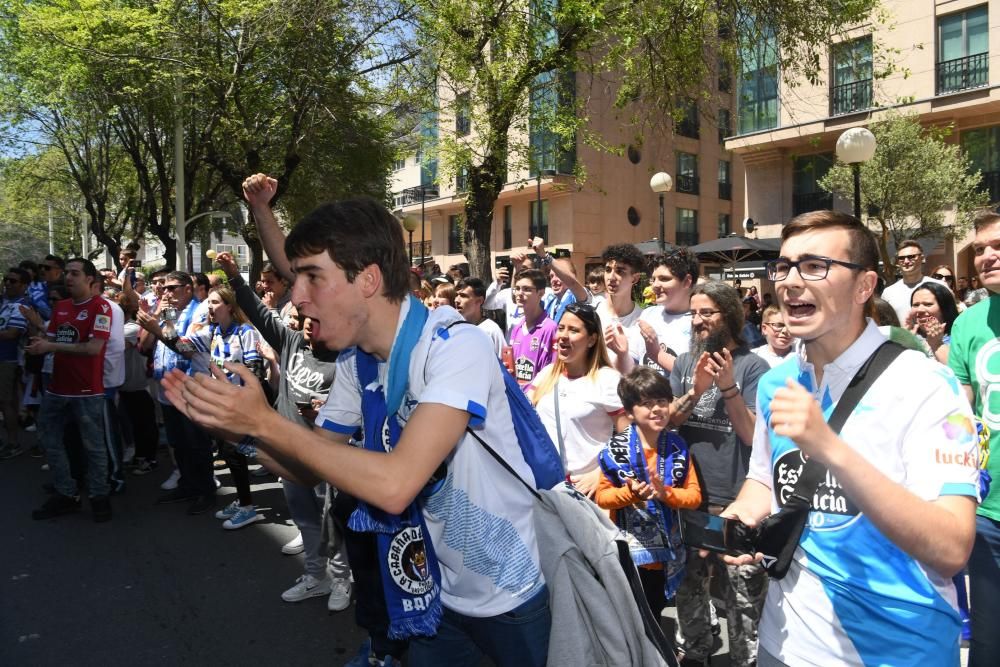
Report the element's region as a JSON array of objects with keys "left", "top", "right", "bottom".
[
  {"left": 160, "top": 469, "right": 180, "bottom": 490},
  {"left": 327, "top": 578, "right": 352, "bottom": 612},
  {"left": 281, "top": 533, "right": 305, "bottom": 555},
  {"left": 281, "top": 574, "right": 332, "bottom": 602}
]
